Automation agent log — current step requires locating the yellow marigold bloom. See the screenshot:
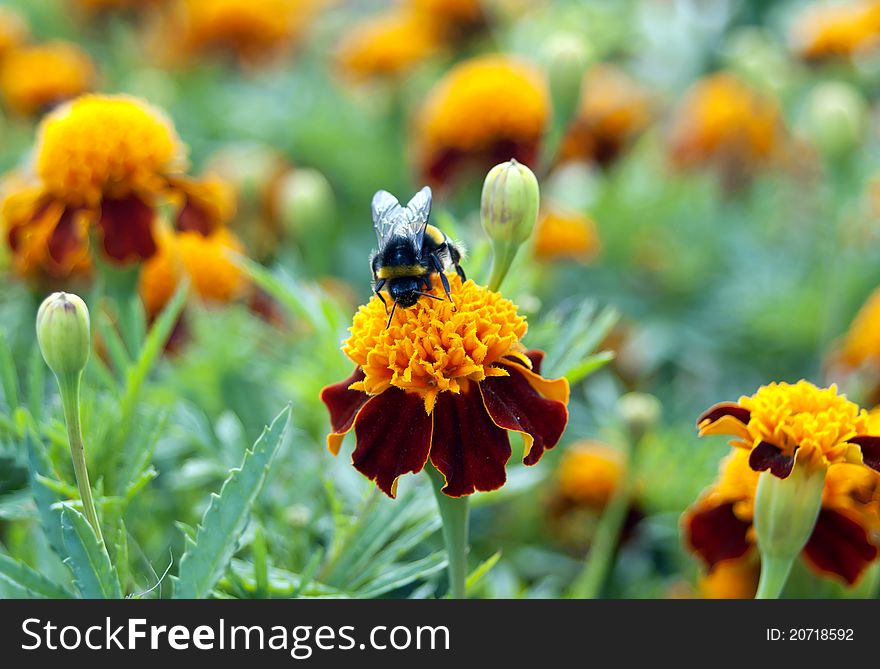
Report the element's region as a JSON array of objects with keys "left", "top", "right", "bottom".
[
  {"left": 322, "top": 273, "right": 569, "bottom": 497},
  {"left": 0, "top": 42, "right": 96, "bottom": 117},
  {"left": 2, "top": 94, "right": 227, "bottom": 279},
  {"left": 556, "top": 441, "right": 624, "bottom": 507},
  {"left": 699, "top": 559, "right": 759, "bottom": 599},
  {"left": 685, "top": 448, "right": 880, "bottom": 585},
  {"left": 337, "top": 9, "right": 441, "bottom": 81},
  {"left": 533, "top": 208, "right": 600, "bottom": 264},
  {"left": 667, "top": 73, "right": 784, "bottom": 183},
  {"left": 0, "top": 7, "right": 28, "bottom": 59},
  {"left": 168, "top": 0, "right": 316, "bottom": 64},
  {"left": 697, "top": 380, "right": 880, "bottom": 479},
  {"left": 560, "top": 64, "right": 652, "bottom": 167},
  {"left": 790, "top": 0, "right": 880, "bottom": 61},
  {"left": 835, "top": 288, "right": 880, "bottom": 369},
  {"left": 418, "top": 55, "right": 550, "bottom": 187},
  {"left": 140, "top": 227, "right": 246, "bottom": 317}
]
